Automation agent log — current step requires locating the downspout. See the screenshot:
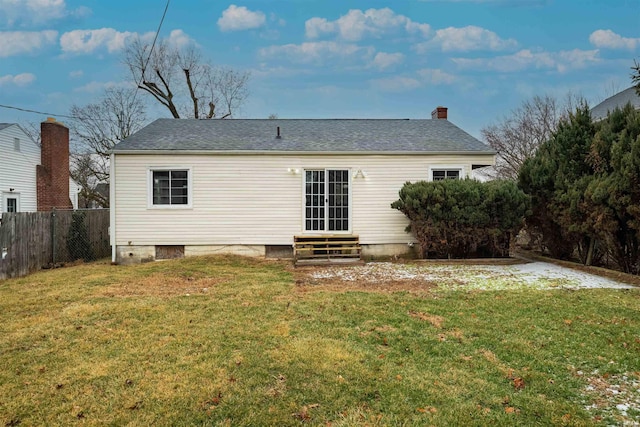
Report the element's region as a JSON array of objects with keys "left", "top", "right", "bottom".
[{"left": 110, "top": 153, "right": 116, "bottom": 263}]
